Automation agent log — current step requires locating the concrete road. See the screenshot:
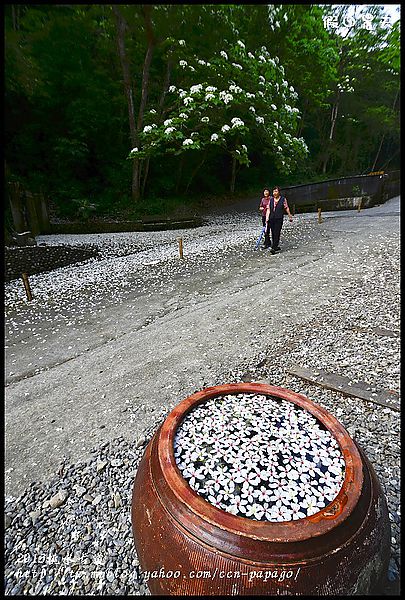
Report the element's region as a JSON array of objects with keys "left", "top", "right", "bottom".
[{"left": 4, "top": 196, "right": 400, "bottom": 498}]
